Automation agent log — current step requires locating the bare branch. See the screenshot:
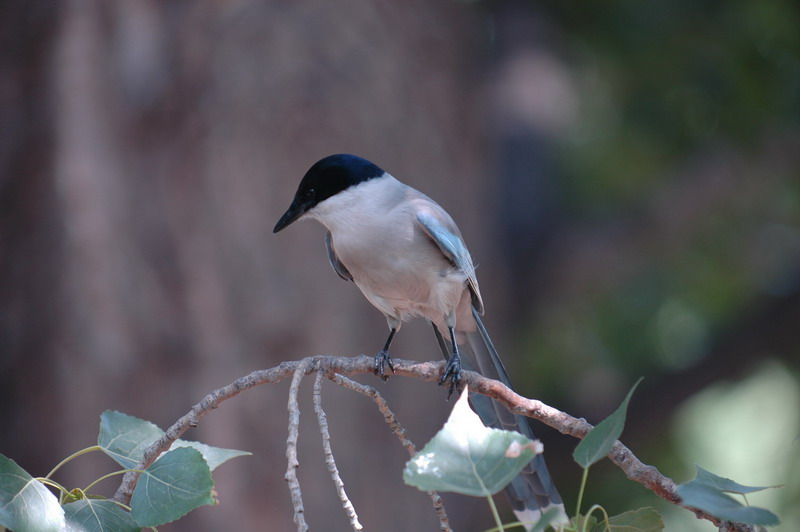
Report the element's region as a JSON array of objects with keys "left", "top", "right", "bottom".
[
  {"left": 313, "top": 369, "right": 363, "bottom": 530},
  {"left": 110, "top": 354, "right": 757, "bottom": 532},
  {"left": 328, "top": 372, "right": 452, "bottom": 532},
  {"left": 111, "top": 356, "right": 369, "bottom": 504},
  {"left": 457, "top": 366, "right": 757, "bottom": 532},
  {"left": 286, "top": 358, "right": 314, "bottom": 531},
  {"left": 327, "top": 373, "right": 417, "bottom": 458}
]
